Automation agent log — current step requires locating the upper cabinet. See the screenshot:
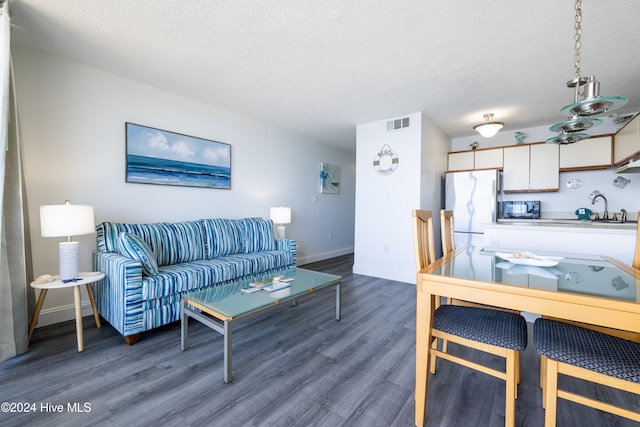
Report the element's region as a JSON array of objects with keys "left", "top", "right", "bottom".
[
  {"left": 448, "top": 147, "right": 503, "bottom": 171},
  {"left": 503, "top": 143, "right": 559, "bottom": 193},
  {"left": 474, "top": 147, "right": 504, "bottom": 169},
  {"left": 613, "top": 114, "right": 640, "bottom": 165},
  {"left": 503, "top": 145, "right": 530, "bottom": 191},
  {"left": 559, "top": 135, "right": 612, "bottom": 170},
  {"left": 447, "top": 151, "right": 474, "bottom": 171}
]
